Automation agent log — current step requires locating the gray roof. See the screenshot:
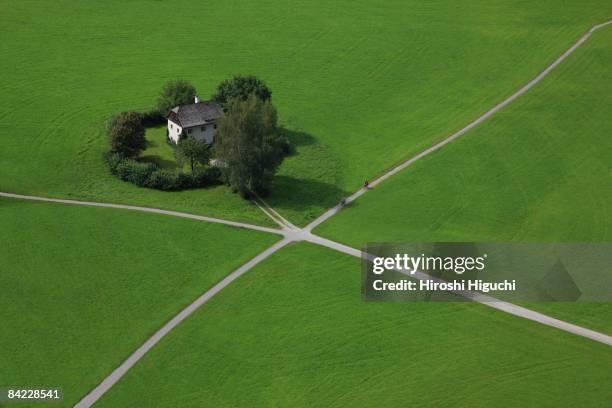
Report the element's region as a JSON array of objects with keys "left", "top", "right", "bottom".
[{"left": 167, "top": 101, "right": 224, "bottom": 128}]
